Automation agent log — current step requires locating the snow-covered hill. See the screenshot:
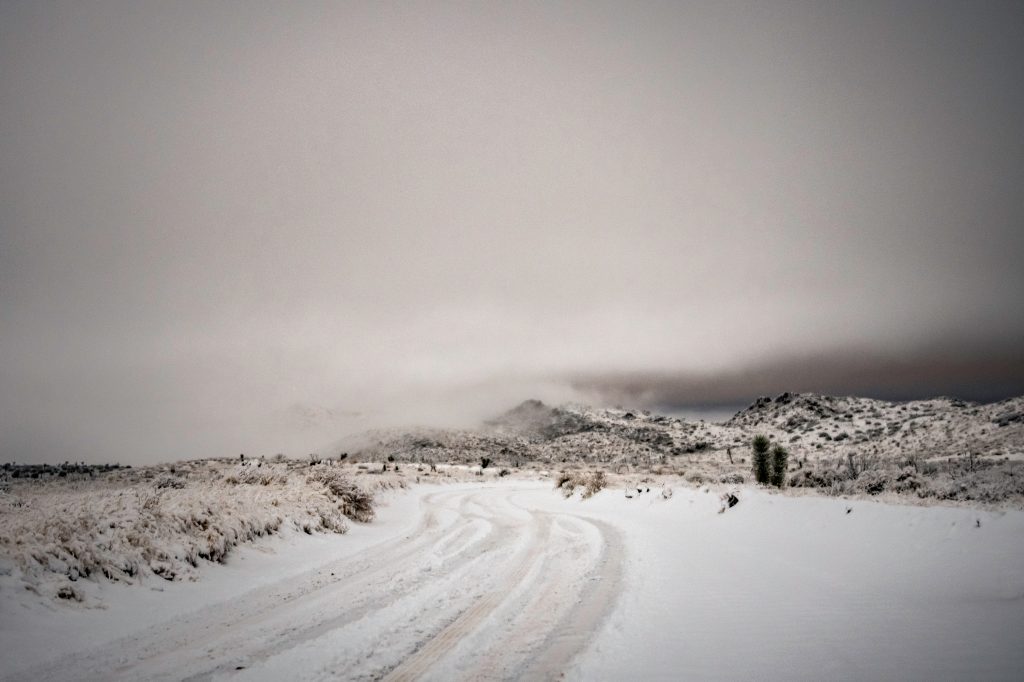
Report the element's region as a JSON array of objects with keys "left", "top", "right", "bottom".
[{"left": 337, "top": 393, "right": 1024, "bottom": 504}]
